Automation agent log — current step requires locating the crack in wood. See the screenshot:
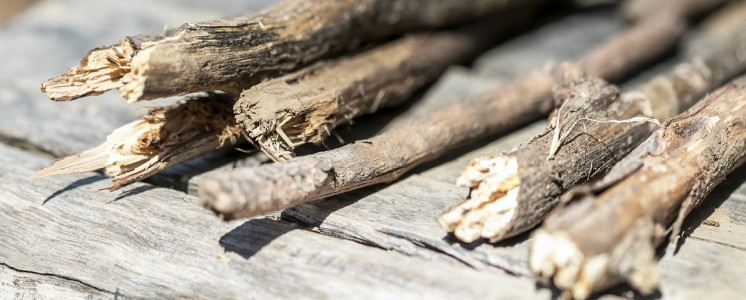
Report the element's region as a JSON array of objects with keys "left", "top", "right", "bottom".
[{"left": 0, "top": 262, "right": 117, "bottom": 296}]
